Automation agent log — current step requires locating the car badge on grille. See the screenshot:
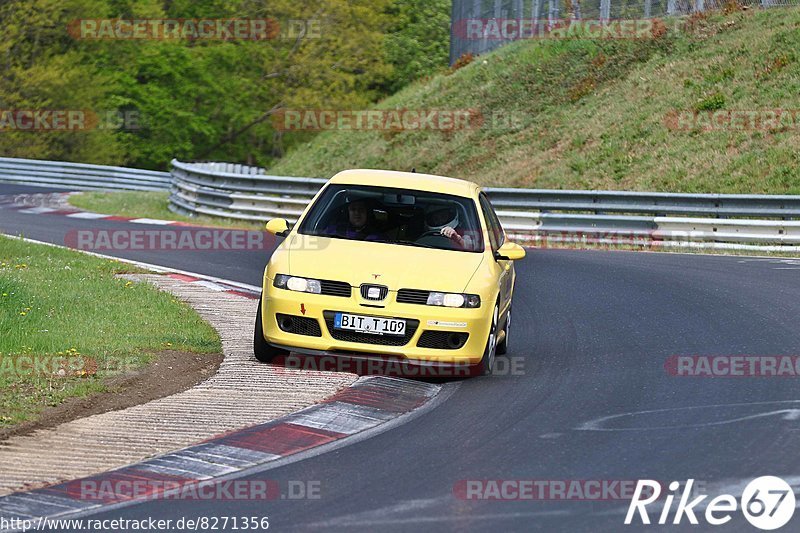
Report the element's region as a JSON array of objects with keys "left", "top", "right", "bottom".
[
  {"left": 361, "top": 284, "right": 388, "bottom": 301},
  {"left": 372, "top": 274, "right": 381, "bottom": 280}
]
